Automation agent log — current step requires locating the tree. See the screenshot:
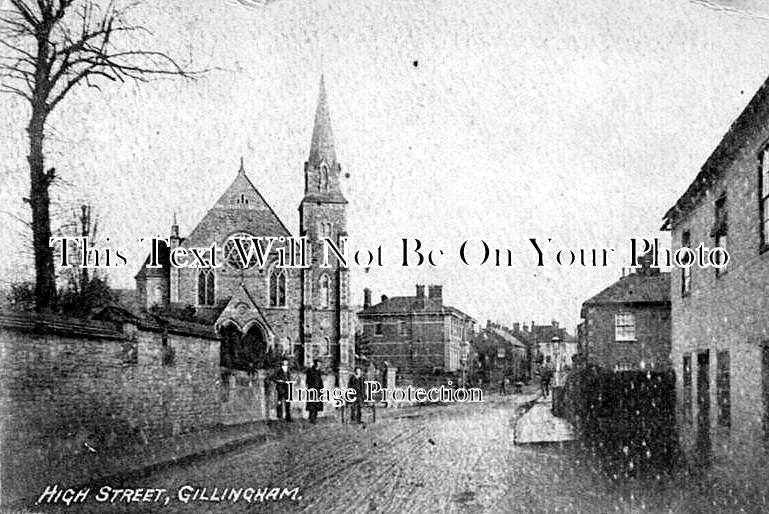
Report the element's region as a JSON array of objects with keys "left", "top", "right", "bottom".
[{"left": 0, "top": 1, "right": 194, "bottom": 310}]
